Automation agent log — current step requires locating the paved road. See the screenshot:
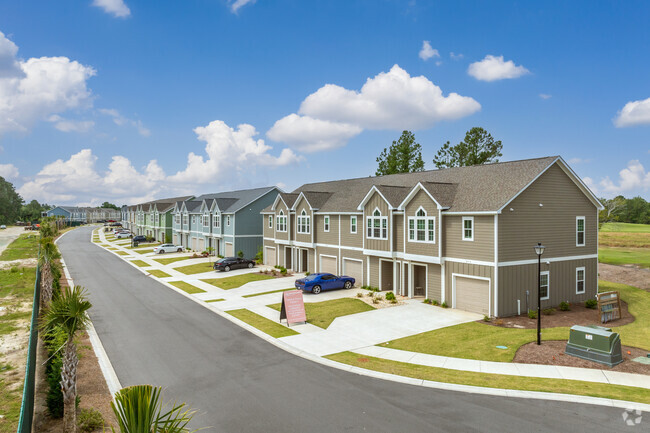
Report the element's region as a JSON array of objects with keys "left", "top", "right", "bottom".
[{"left": 59, "top": 227, "right": 634, "bottom": 432}]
